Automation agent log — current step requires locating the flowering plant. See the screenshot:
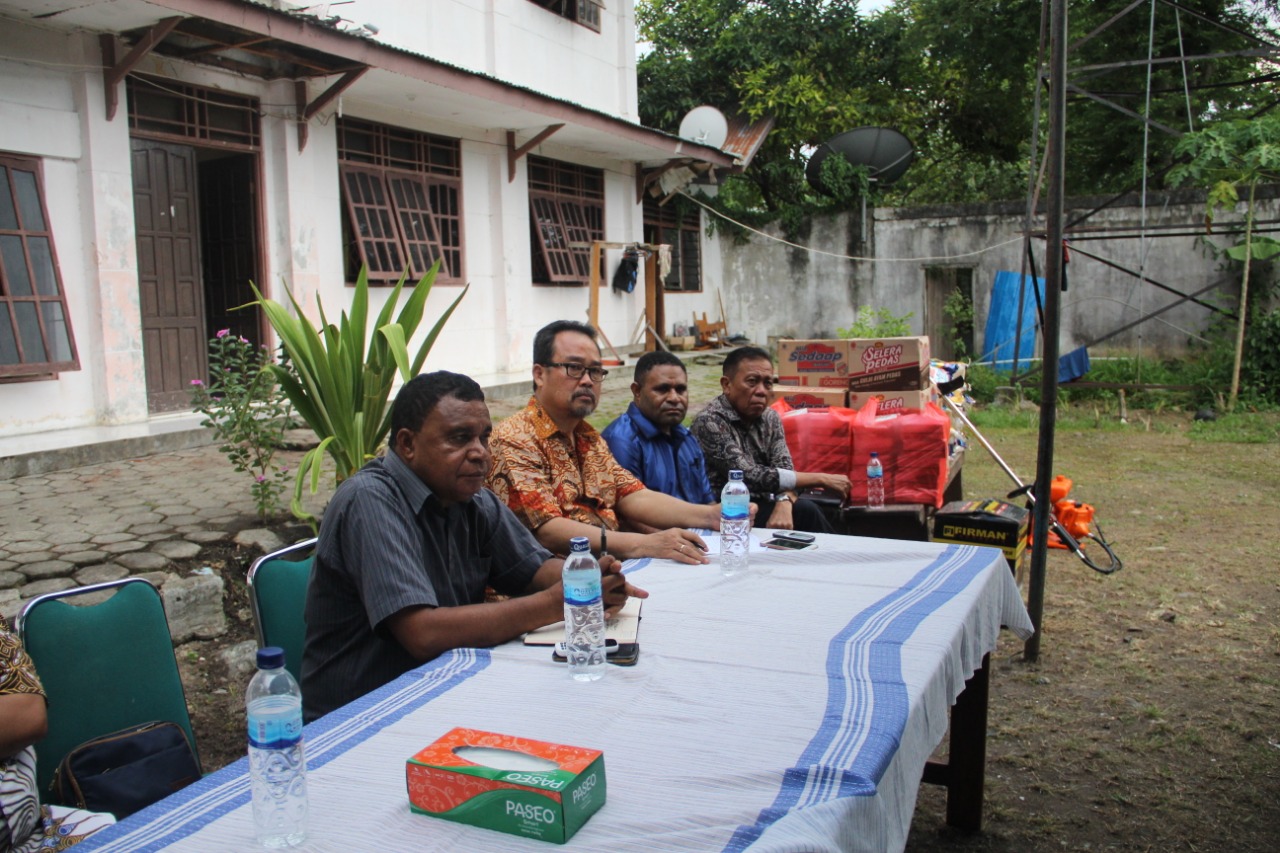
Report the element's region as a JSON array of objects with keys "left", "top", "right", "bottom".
[{"left": 189, "top": 330, "right": 293, "bottom": 519}]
